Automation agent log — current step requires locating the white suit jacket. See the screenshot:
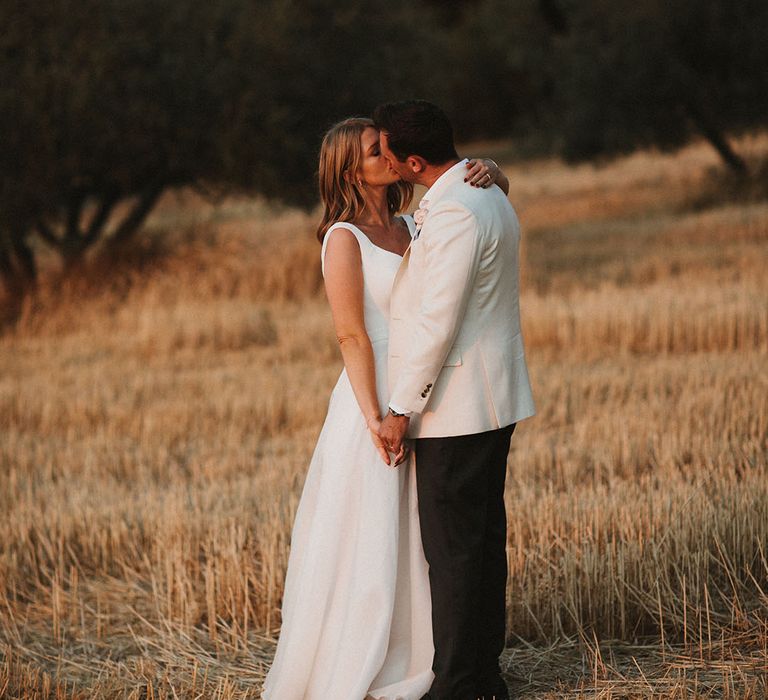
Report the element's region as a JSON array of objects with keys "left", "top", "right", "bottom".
[{"left": 388, "top": 160, "right": 536, "bottom": 438}]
